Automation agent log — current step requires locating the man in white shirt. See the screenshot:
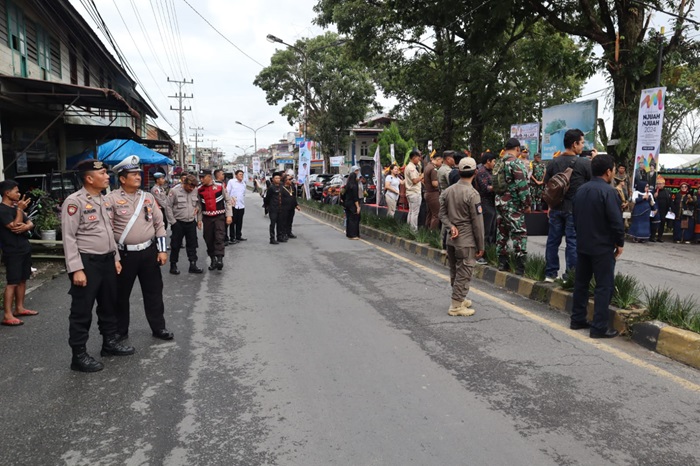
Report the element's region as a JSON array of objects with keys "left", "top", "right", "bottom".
[{"left": 226, "top": 169, "right": 248, "bottom": 244}]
